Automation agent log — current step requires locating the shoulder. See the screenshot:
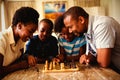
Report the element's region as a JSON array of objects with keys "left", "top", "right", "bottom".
[
  {"left": 30, "top": 35, "right": 39, "bottom": 41},
  {"left": 0, "top": 27, "right": 13, "bottom": 55},
  {"left": 93, "top": 16, "right": 118, "bottom": 27},
  {"left": 58, "top": 36, "right": 66, "bottom": 42},
  {"left": 27, "top": 35, "right": 39, "bottom": 45},
  {"left": 0, "top": 27, "right": 13, "bottom": 45},
  {"left": 49, "top": 36, "right": 58, "bottom": 42},
  {"left": 49, "top": 36, "right": 57, "bottom": 41},
  {"left": 89, "top": 16, "right": 118, "bottom": 33}
]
